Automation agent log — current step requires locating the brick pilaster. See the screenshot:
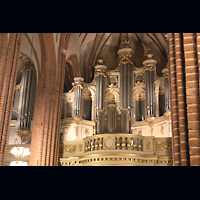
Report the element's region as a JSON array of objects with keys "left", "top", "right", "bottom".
[
  {"left": 183, "top": 33, "right": 200, "bottom": 166},
  {"left": 169, "top": 33, "right": 181, "bottom": 166},
  {"left": 29, "top": 33, "right": 65, "bottom": 166},
  {"left": 0, "top": 33, "right": 22, "bottom": 166},
  {"left": 174, "top": 33, "right": 189, "bottom": 166}
]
